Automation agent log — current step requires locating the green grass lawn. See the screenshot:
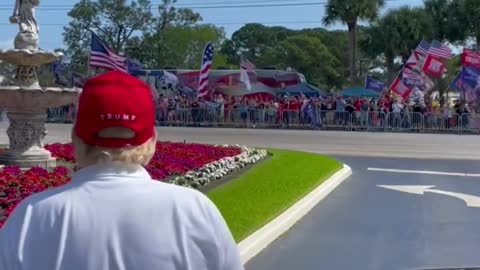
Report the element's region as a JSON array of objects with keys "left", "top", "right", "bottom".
[{"left": 207, "top": 149, "right": 342, "bottom": 242}]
